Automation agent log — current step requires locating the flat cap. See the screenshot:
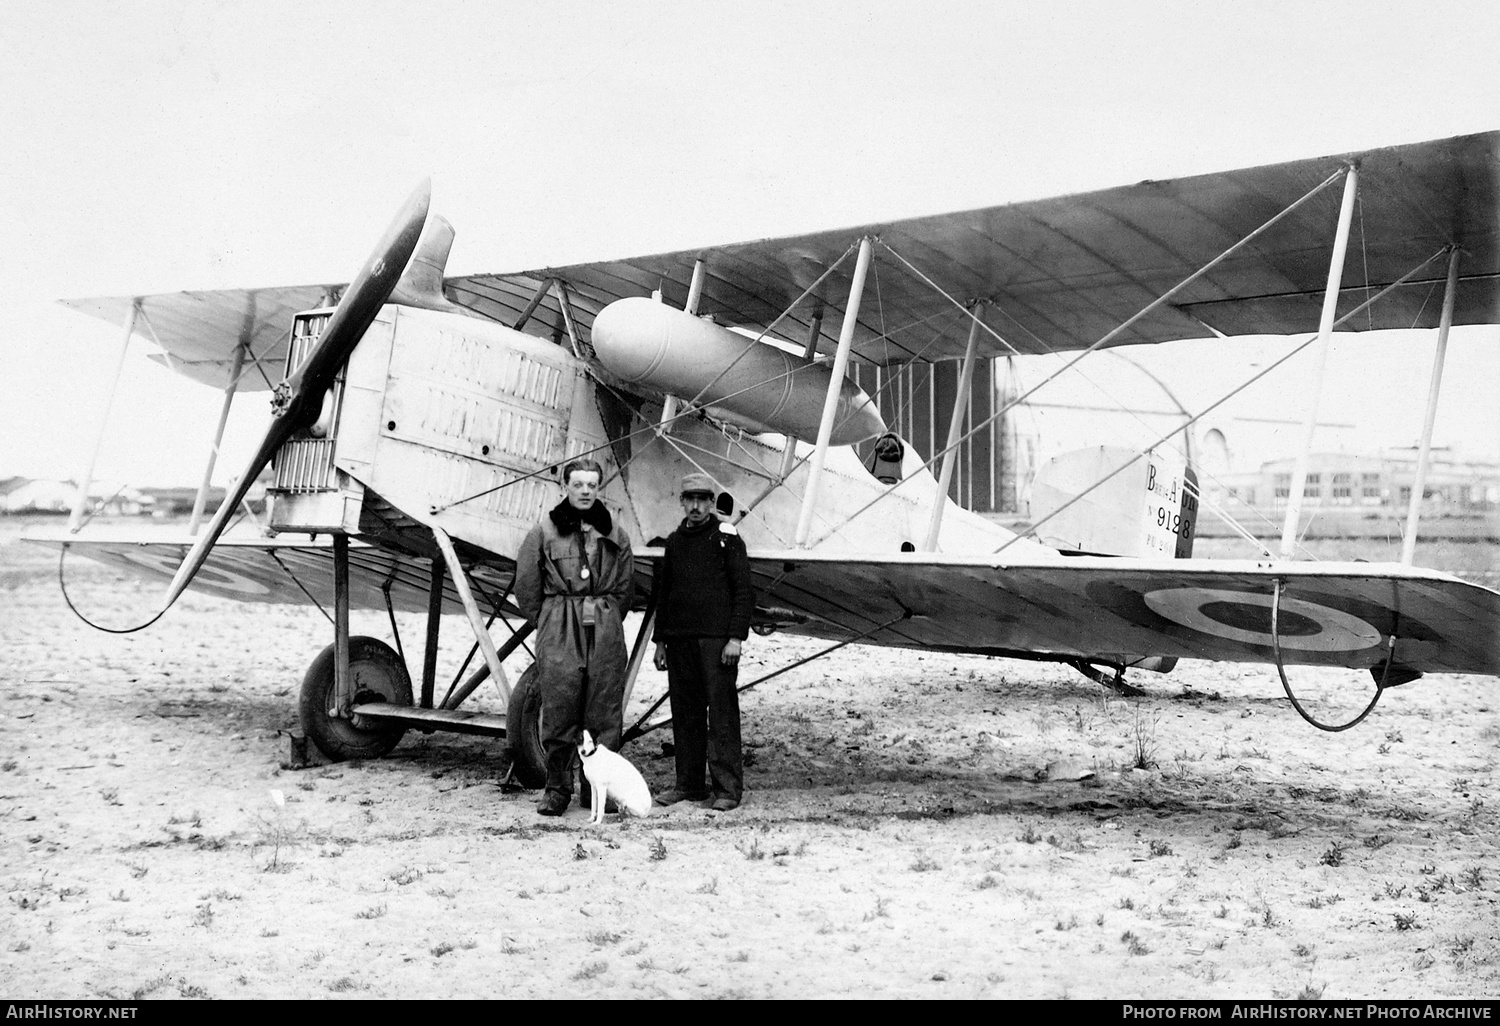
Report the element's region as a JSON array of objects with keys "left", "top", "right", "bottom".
[{"left": 679, "top": 472, "right": 716, "bottom": 497}]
